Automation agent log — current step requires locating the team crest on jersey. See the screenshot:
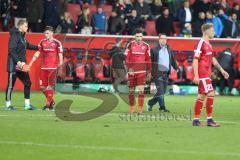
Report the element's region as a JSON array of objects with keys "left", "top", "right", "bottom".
[
  {"left": 206, "top": 52, "right": 212, "bottom": 55},
  {"left": 142, "top": 46, "right": 145, "bottom": 50},
  {"left": 207, "top": 84, "right": 213, "bottom": 91}
]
